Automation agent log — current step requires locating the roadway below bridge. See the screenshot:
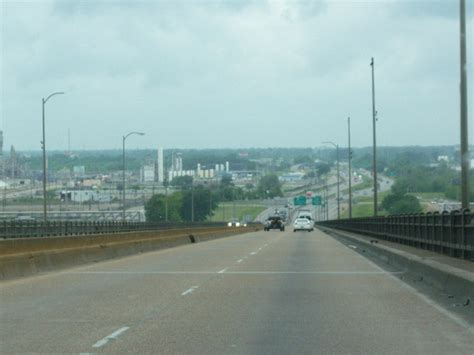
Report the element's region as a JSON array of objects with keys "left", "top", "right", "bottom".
[{"left": 1, "top": 228, "right": 472, "bottom": 354}]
